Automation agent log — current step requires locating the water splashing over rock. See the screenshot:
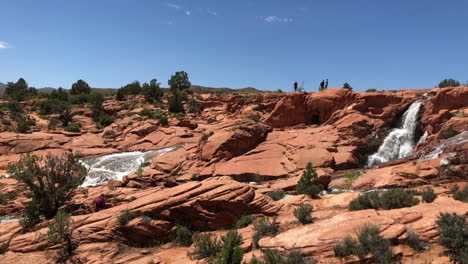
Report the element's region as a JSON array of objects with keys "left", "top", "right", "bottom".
[
  {"left": 81, "top": 146, "right": 177, "bottom": 186},
  {"left": 367, "top": 101, "right": 423, "bottom": 166}
]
